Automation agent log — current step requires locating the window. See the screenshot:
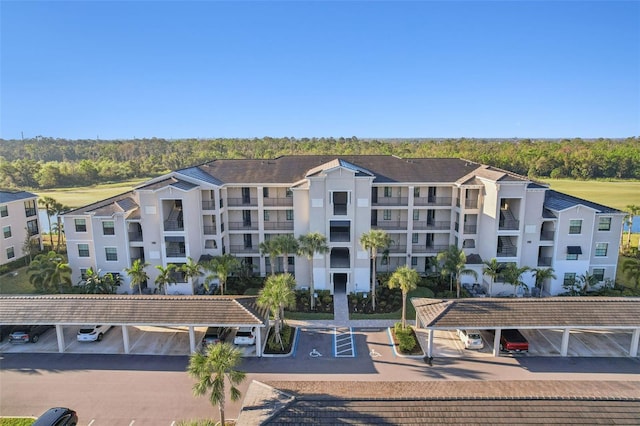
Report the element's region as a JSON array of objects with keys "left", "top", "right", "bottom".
[
  {"left": 3, "top": 226, "right": 11, "bottom": 239},
  {"left": 412, "top": 233, "right": 419, "bottom": 244},
  {"left": 569, "top": 219, "right": 582, "bottom": 234},
  {"left": 384, "top": 187, "right": 392, "bottom": 197},
  {"left": 102, "top": 221, "right": 115, "bottom": 235},
  {"left": 563, "top": 273, "right": 576, "bottom": 286},
  {"left": 413, "top": 210, "right": 419, "bottom": 221},
  {"left": 6, "top": 247, "right": 15, "bottom": 259},
  {"left": 598, "top": 217, "right": 611, "bottom": 231},
  {"left": 263, "top": 187, "right": 269, "bottom": 198},
  {"left": 595, "top": 243, "right": 608, "bottom": 256},
  {"left": 205, "top": 239, "right": 217, "bottom": 249},
  {"left": 78, "top": 244, "right": 90, "bottom": 257},
  {"left": 26, "top": 219, "right": 39, "bottom": 236},
  {"left": 566, "top": 253, "right": 578, "bottom": 260},
  {"left": 24, "top": 200, "right": 37, "bottom": 217},
  {"left": 383, "top": 210, "right": 391, "bottom": 220},
  {"left": 0, "top": 205, "right": 7, "bottom": 217},
  {"left": 593, "top": 268, "right": 605, "bottom": 282},
  {"left": 105, "top": 247, "right": 118, "bottom": 261},
  {"left": 264, "top": 211, "right": 270, "bottom": 221},
  {"left": 286, "top": 210, "right": 293, "bottom": 221},
  {"left": 411, "top": 257, "right": 418, "bottom": 266},
  {"left": 75, "top": 218, "right": 87, "bottom": 232},
  {"left": 413, "top": 187, "right": 420, "bottom": 198},
  {"left": 80, "top": 268, "right": 88, "bottom": 280}
]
